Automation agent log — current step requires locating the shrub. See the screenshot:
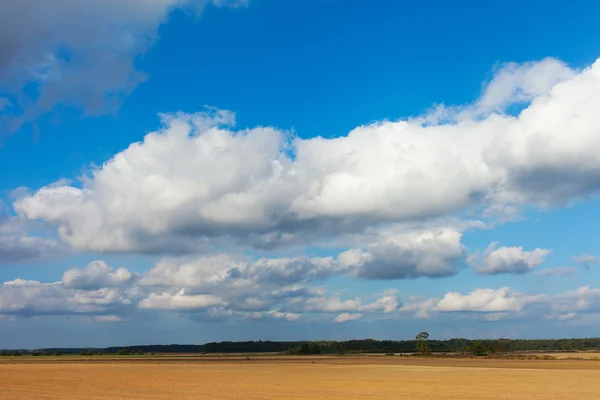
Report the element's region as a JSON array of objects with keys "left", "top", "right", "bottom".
[
  {"left": 10, "top": 351, "right": 22, "bottom": 356},
  {"left": 470, "top": 341, "right": 490, "bottom": 357},
  {"left": 43, "top": 352, "right": 52, "bottom": 356},
  {"left": 96, "top": 352, "right": 103, "bottom": 356},
  {"left": 32, "top": 351, "right": 43, "bottom": 356},
  {"left": 137, "top": 350, "right": 144, "bottom": 355},
  {"left": 54, "top": 351, "right": 62, "bottom": 356},
  {"left": 117, "top": 349, "right": 129, "bottom": 356}
]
